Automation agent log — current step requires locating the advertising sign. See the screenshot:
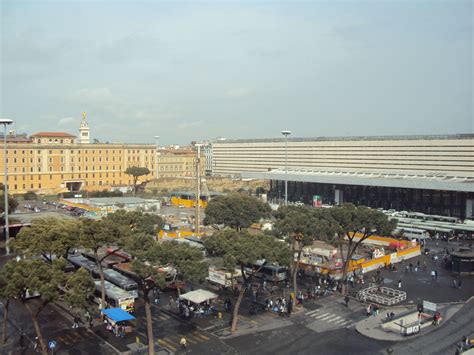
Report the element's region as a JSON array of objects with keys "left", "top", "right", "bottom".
[{"left": 312, "top": 195, "right": 322, "bottom": 208}]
